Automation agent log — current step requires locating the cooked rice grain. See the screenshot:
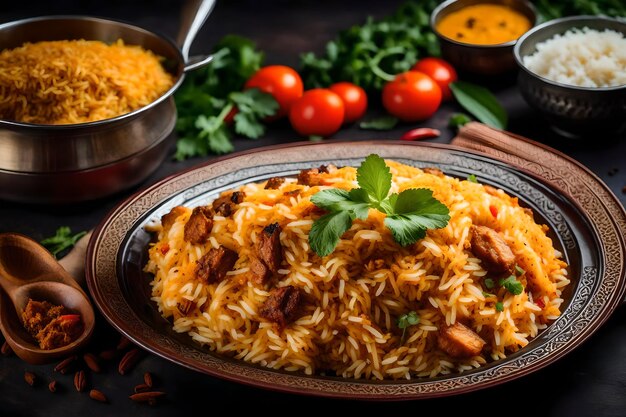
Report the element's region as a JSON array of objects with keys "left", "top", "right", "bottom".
[
  {"left": 0, "top": 39, "right": 174, "bottom": 124},
  {"left": 145, "top": 161, "right": 568, "bottom": 380}
]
